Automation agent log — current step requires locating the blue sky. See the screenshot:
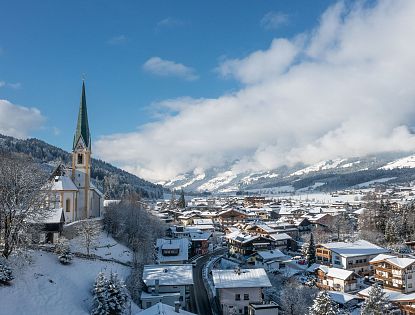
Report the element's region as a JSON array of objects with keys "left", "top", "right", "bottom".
[
  {"left": 2, "top": 0, "right": 415, "bottom": 182},
  {"left": 0, "top": 0, "right": 329, "bottom": 150}
]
